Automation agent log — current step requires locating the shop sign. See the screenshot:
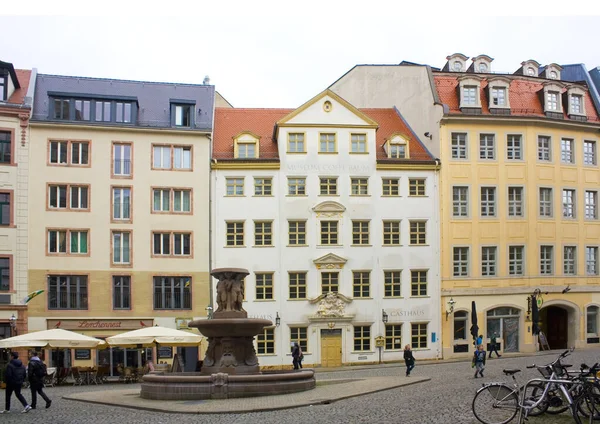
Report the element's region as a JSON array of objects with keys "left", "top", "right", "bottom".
[
  {"left": 47, "top": 319, "right": 154, "bottom": 331},
  {"left": 386, "top": 305, "right": 430, "bottom": 321},
  {"left": 175, "top": 317, "right": 193, "bottom": 330}
]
